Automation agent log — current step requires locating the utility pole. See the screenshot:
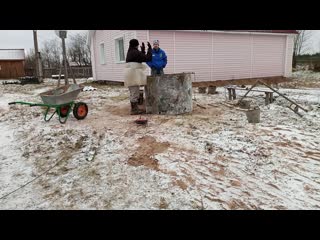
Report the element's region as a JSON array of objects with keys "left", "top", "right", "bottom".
[
  {"left": 61, "top": 36, "right": 68, "bottom": 85},
  {"left": 55, "top": 30, "right": 69, "bottom": 85},
  {"left": 33, "top": 30, "right": 43, "bottom": 83}
]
